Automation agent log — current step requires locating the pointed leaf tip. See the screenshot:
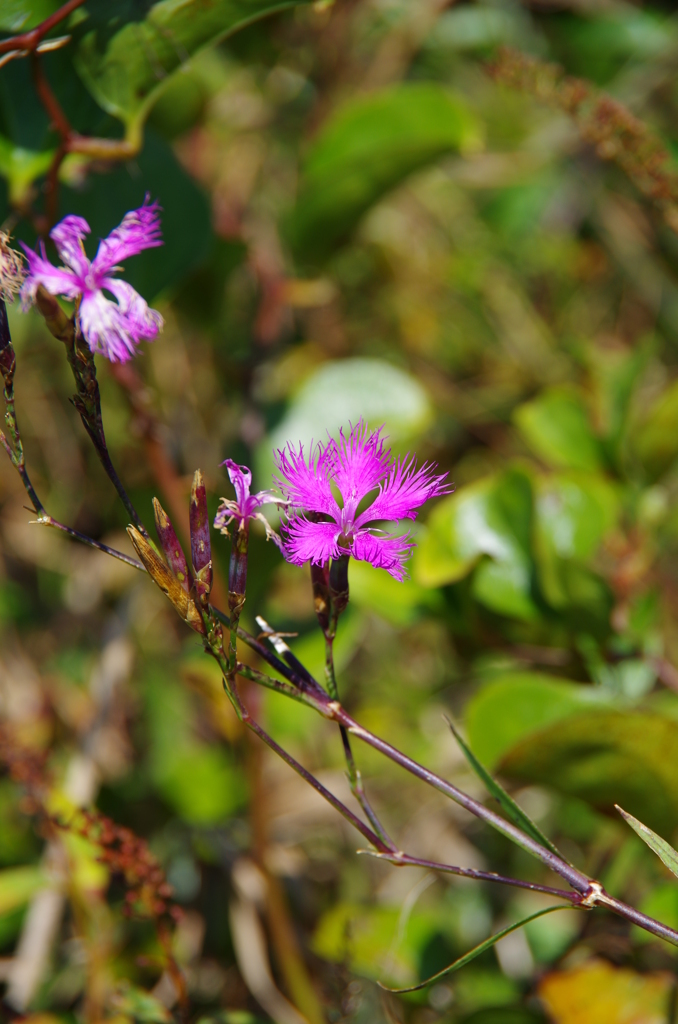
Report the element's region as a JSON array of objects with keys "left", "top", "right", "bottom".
[
  {"left": 152, "top": 497, "right": 189, "bottom": 592},
  {"left": 616, "top": 805, "right": 678, "bottom": 880}
]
